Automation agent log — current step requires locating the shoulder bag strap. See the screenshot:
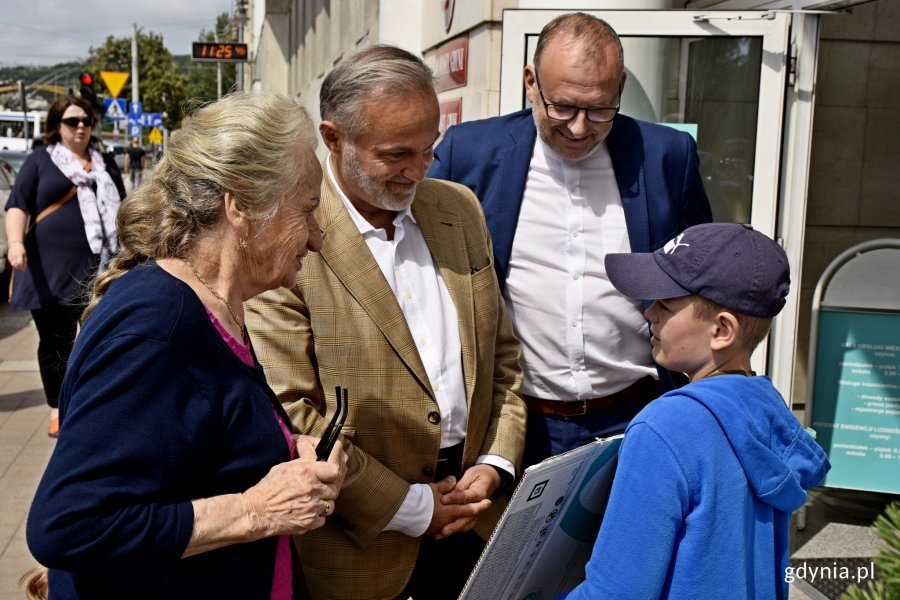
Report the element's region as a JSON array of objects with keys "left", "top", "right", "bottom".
[
  {"left": 26, "top": 185, "right": 78, "bottom": 234},
  {"left": 10, "top": 185, "right": 78, "bottom": 300}
]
